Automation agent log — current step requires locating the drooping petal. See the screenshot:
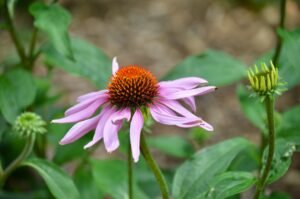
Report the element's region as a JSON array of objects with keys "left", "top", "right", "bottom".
[
  {"left": 130, "top": 109, "right": 144, "bottom": 162},
  {"left": 65, "top": 94, "right": 109, "bottom": 116},
  {"left": 59, "top": 114, "right": 101, "bottom": 145},
  {"left": 103, "top": 113, "right": 123, "bottom": 152},
  {"left": 199, "top": 120, "right": 214, "bottom": 131},
  {"left": 159, "top": 77, "right": 208, "bottom": 89},
  {"left": 112, "top": 108, "right": 131, "bottom": 123},
  {"left": 77, "top": 90, "right": 108, "bottom": 102},
  {"left": 150, "top": 104, "right": 198, "bottom": 125},
  {"left": 182, "top": 97, "right": 196, "bottom": 112},
  {"left": 84, "top": 106, "right": 115, "bottom": 149},
  {"left": 112, "top": 56, "right": 119, "bottom": 75},
  {"left": 52, "top": 100, "right": 104, "bottom": 124},
  {"left": 162, "top": 86, "right": 216, "bottom": 100}
]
